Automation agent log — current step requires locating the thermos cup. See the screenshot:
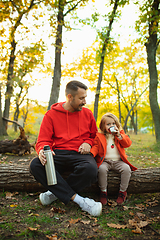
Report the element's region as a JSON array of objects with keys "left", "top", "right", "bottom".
[
  {"left": 43, "top": 145, "right": 57, "bottom": 185},
  {"left": 109, "top": 126, "right": 117, "bottom": 134}
]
